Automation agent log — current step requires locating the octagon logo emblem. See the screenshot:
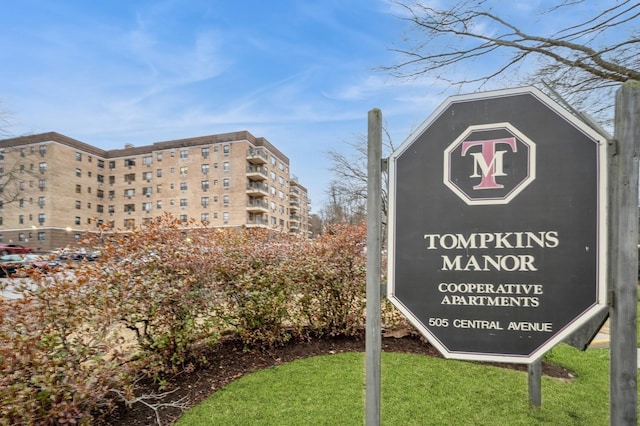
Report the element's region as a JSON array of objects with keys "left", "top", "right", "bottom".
[{"left": 443, "top": 123, "right": 536, "bottom": 205}]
